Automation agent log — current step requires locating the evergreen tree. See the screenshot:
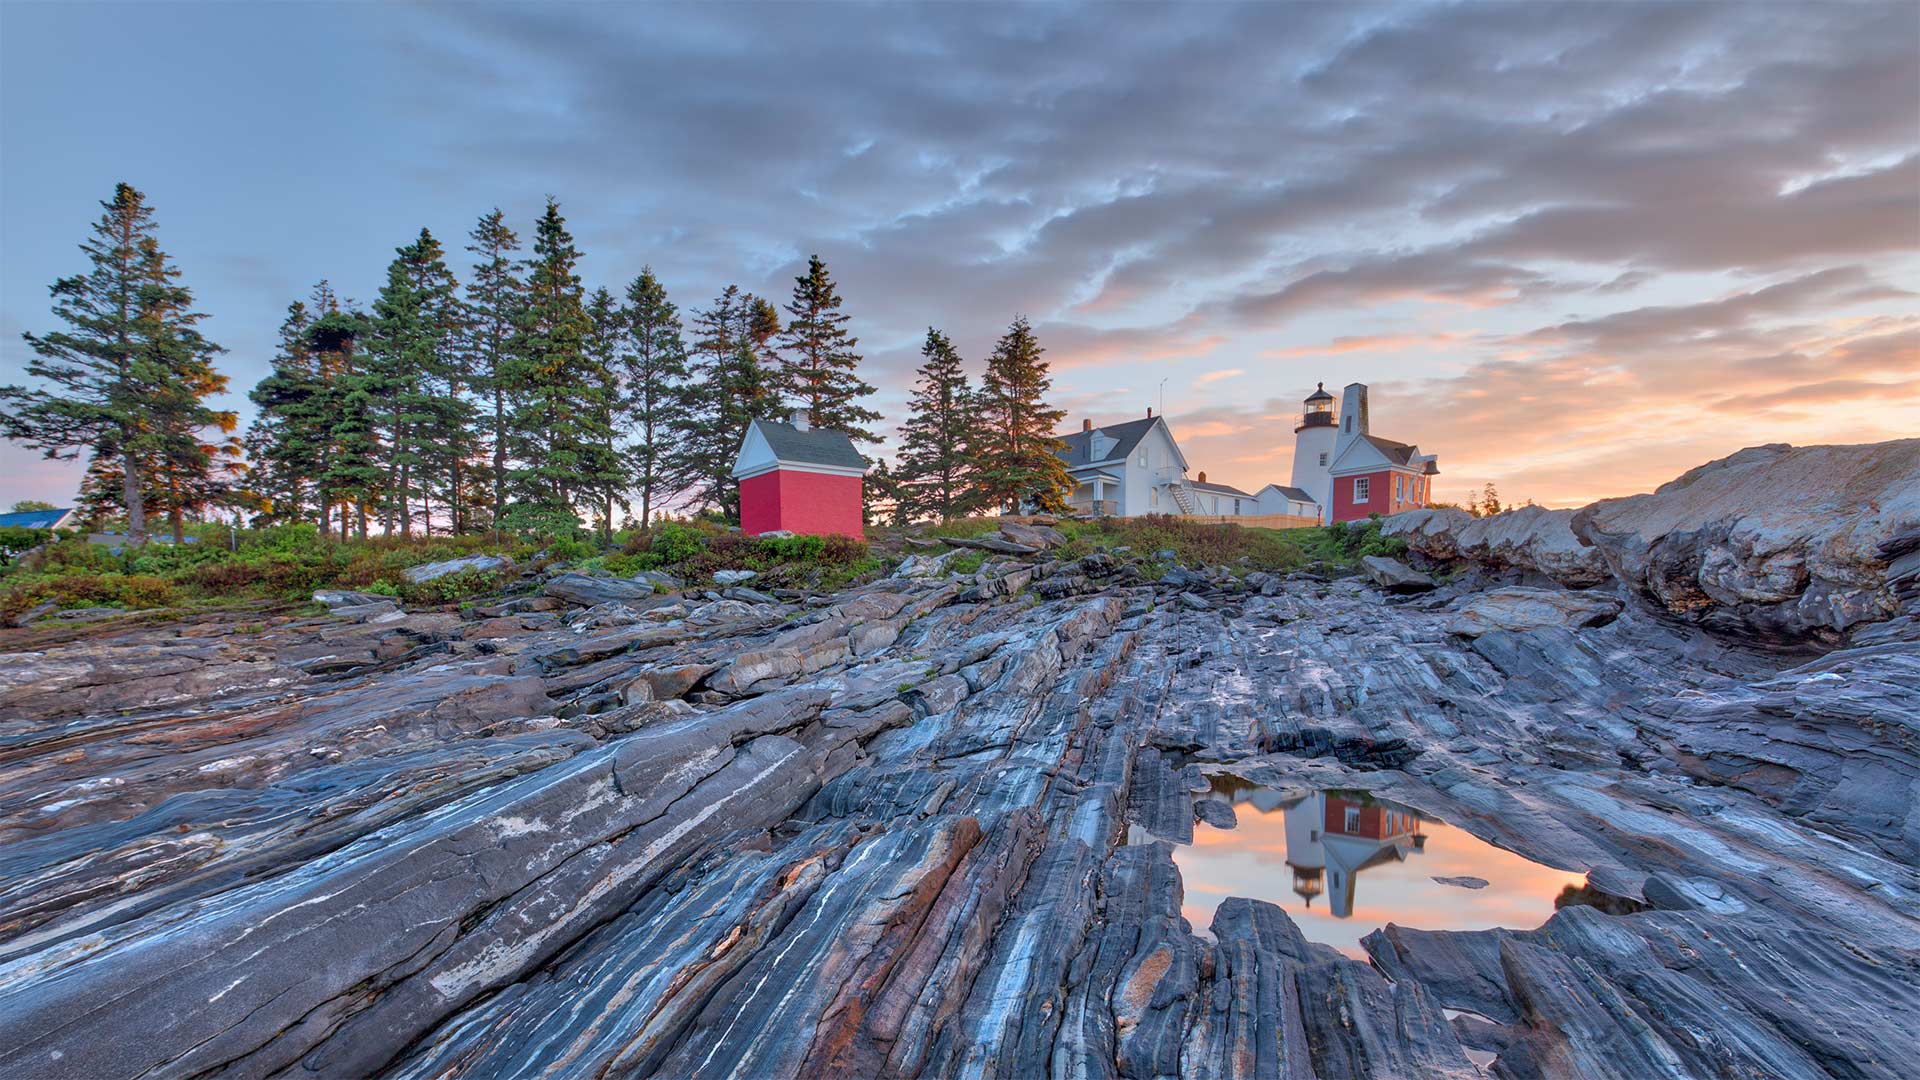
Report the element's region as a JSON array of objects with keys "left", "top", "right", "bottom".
[
  {"left": 619, "top": 267, "right": 688, "bottom": 527},
  {"left": 671, "top": 285, "right": 779, "bottom": 521},
  {"left": 582, "top": 286, "right": 629, "bottom": 543},
  {"left": 369, "top": 228, "right": 464, "bottom": 536},
  {"left": 311, "top": 303, "right": 379, "bottom": 539},
  {"left": 773, "top": 255, "right": 880, "bottom": 441},
  {"left": 976, "top": 316, "right": 1072, "bottom": 513},
  {"left": 465, "top": 209, "right": 522, "bottom": 530},
  {"left": 504, "top": 198, "right": 607, "bottom": 536},
  {"left": 245, "top": 301, "right": 325, "bottom": 524},
  {"left": 0, "top": 183, "right": 230, "bottom": 547},
  {"left": 895, "top": 327, "right": 983, "bottom": 523}
]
